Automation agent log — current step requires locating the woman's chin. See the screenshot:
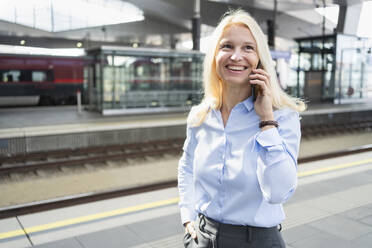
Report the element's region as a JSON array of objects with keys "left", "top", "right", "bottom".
[{"left": 225, "top": 79, "right": 250, "bottom": 87}]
